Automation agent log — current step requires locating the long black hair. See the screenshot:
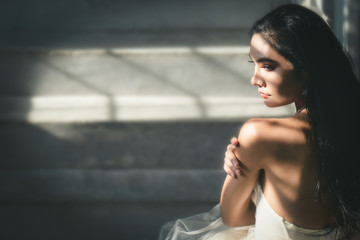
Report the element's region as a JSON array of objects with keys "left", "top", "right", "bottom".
[{"left": 250, "top": 4, "right": 360, "bottom": 239}]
